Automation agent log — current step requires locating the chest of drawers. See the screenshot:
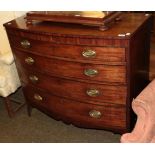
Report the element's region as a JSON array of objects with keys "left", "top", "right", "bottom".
[{"left": 4, "top": 13, "right": 152, "bottom": 133}]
